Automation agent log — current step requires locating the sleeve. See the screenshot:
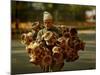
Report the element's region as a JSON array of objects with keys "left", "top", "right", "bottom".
[{"left": 36, "top": 30, "right": 43, "bottom": 42}]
